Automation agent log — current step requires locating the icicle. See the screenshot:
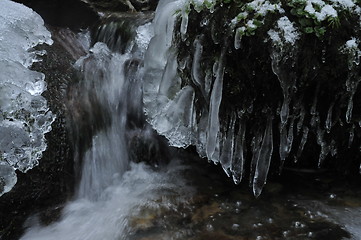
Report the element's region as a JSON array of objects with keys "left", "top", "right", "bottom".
[
  {"left": 204, "top": 70, "right": 213, "bottom": 99},
  {"left": 143, "top": 0, "right": 180, "bottom": 70},
  {"left": 249, "top": 133, "right": 262, "bottom": 187},
  {"left": 231, "top": 119, "right": 246, "bottom": 184},
  {"left": 271, "top": 62, "right": 292, "bottom": 128},
  {"left": 206, "top": 51, "right": 226, "bottom": 163},
  {"left": 234, "top": 27, "right": 243, "bottom": 50},
  {"left": 346, "top": 96, "right": 354, "bottom": 124},
  {"left": 192, "top": 36, "right": 204, "bottom": 90},
  {"left": 330, "top": 140, "right": 337, "bottom": 157},
  {"left": 158, "top": 53, "right": 182, "bottom": 99},
  {"left": 180, "top": 7, "right": 189, "bottom": 41},
  {"left": 220, "top": 114, "right": 236, "bottom": 176},
  {"left": 212, "top": 60, "right": 218, "bottom": 76},
  {"left": 345, "top": 78, "right": 360, "bottom": 124},
  {"left": 325, "top": 102, "right": 334, "bottom": 133},
  {"left": 270, "top": 50, "right": 297, "bottom": 128},
  {"left": 279, "top": 117, "right": 294, "bottom": 171},
  {"left": 280, "top": 98, "right": 290, "bottom": 127},
  {"left": 348, "top": 124, "right": 355, "bottom": 148},
  {"left": 253, "top": 116, "right": 274, "bottom": 197},
  {"left": 279, "top": 127, "right": 288, "bottom": 166},
  {"left": 296, "top": 105, "right": 305, "bottom": 134},
  {"left": 294, "top": 126, "right": 309, "bottom": 163},
  {"left": 316, "top": 127, "right": 330, "bottom": 168},
  {"left": 310, "top": 85, "right": 320, "bottom": 128}
]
